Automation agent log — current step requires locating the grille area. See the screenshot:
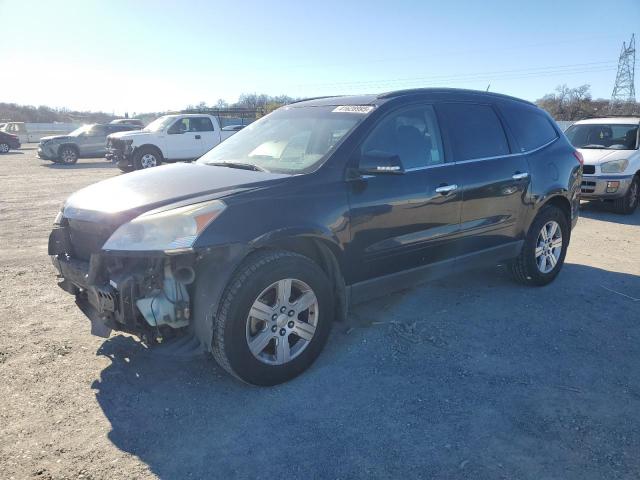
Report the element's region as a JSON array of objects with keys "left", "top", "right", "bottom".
[
  {"left": 67, "top": 219, "right": 116, "bottom": 261},
  {"left": 581, "top": 180, "right": 596, "bottom": 194},
  {"left": 583, "top": 165, "right": 595, "bottom": 174}
]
